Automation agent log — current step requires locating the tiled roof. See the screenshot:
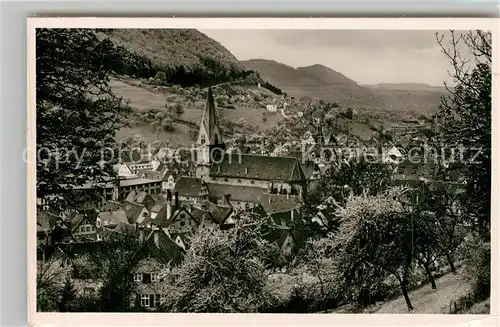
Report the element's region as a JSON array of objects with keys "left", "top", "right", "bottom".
[
  {"left": 209, "top": 153, "right": 306, "bottom": 182},
  {"left": 143, "top": 228, "right": 185, "bottom": 266},
  {"left": 70, "top": 211, "right": 98, "bottom": 232},
  {"left": 99, "top": 209, "right": 129, "bottom": 227},
  {"left": 120, "top": 178, "right": 160, "bottom": 187},
  {"left": 123, "top": 202, "right": 148, "bottom": 224},
  {"left": 207, "top": 202, "right": 233, "bottom": 224},
  {"left": 139, "top": 170, "right": 163, "bottom": 180},
  {"left": 259, "top": 194, "right": 302, "bottom": 215},
  {"left": 125, "top": 190, "right": 151, "bottom": 204},
  {"left": 150, "top": 204, "right": 164, "bottom": 213},
  {"left": 102, "top": 201, "right": 122, "bottom": 212},
  {"left": 206, "top": 183, "right": 265, "bottom": 203},
  {"left": 174, "top": 177, "right": 206, "bottom": 198}
]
